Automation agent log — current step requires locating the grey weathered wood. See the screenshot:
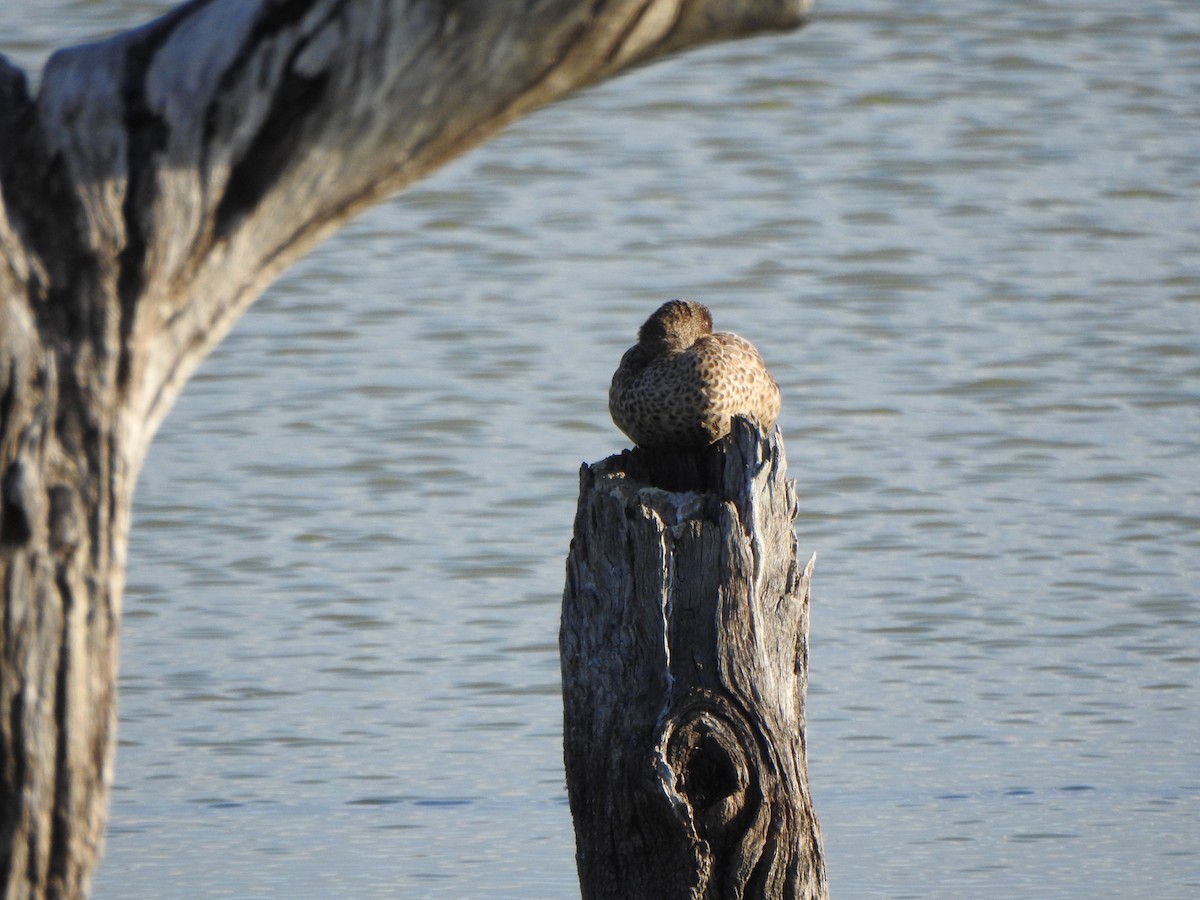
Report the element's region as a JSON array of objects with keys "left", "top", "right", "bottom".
[
  {"left": 561, "top": 418, "right": 827, "bottom": 900},
  {"left": 0, "top": 1, "right": 813, "bottom": 896}
]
